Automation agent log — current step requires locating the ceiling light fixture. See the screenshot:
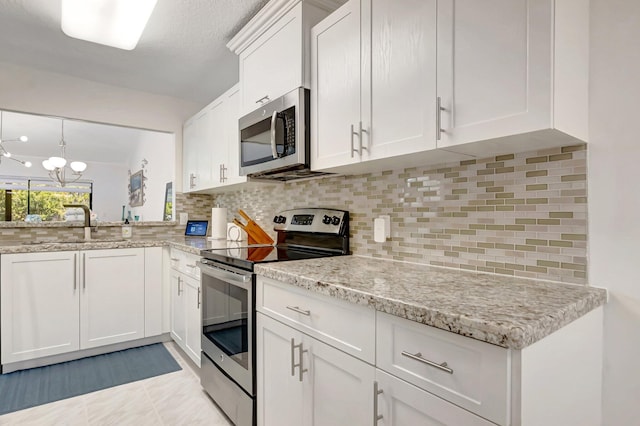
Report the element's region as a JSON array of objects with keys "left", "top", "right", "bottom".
[
  {"left": 0, "top": 112, "right": 32, "bottom": 168},
  {"left": 42, "top": 119, "right": 87, "bottom": 187},
  {"left": 61, "top": 0, "right": 158, "bottom": 50}
]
